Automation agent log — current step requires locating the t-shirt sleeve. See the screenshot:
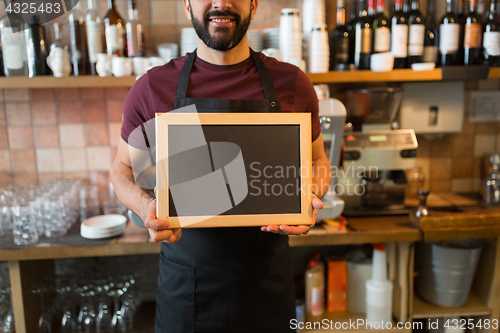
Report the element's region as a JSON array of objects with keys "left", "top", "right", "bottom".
[
  {"left": 121, "top": 73, "right": 153, "bottom": 145},
  {"left": 294, "top": 70, "right": 321, "bottom": 141}
]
